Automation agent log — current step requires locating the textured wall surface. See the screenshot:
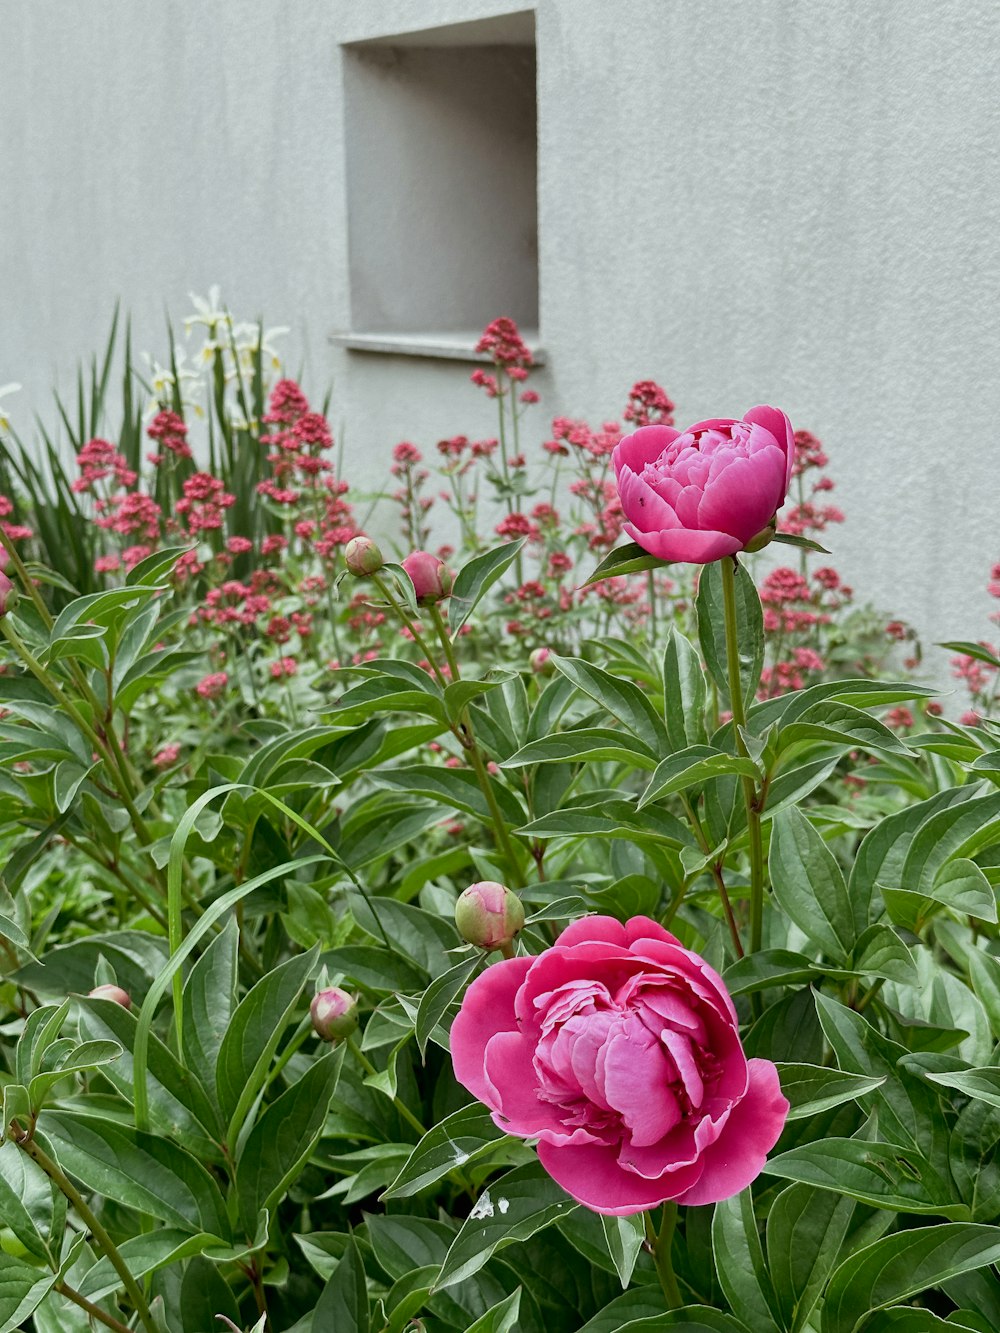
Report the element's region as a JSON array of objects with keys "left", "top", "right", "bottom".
[{"left": 2, "top": 0, "right": 998, "bottom": 666}]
